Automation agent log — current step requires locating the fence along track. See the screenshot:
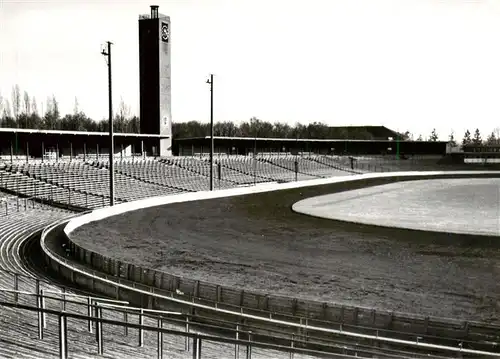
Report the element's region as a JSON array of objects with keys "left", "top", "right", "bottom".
[
  {"left": 40, "top": 219, "right": 500, "bottom": 357},
  {"left": 0, "top": 282, "right": 455, "bottom": 359}
]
